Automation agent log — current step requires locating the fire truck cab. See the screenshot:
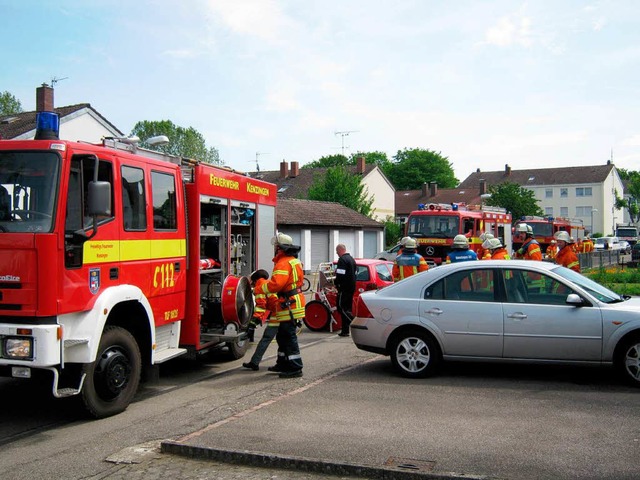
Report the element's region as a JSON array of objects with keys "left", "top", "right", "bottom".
[
  {"left": 0, "top": 113, "right": 277, "bottom": 418},
  {"left": 406, "top": 203, "right": 512, "bottom": 265}
]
